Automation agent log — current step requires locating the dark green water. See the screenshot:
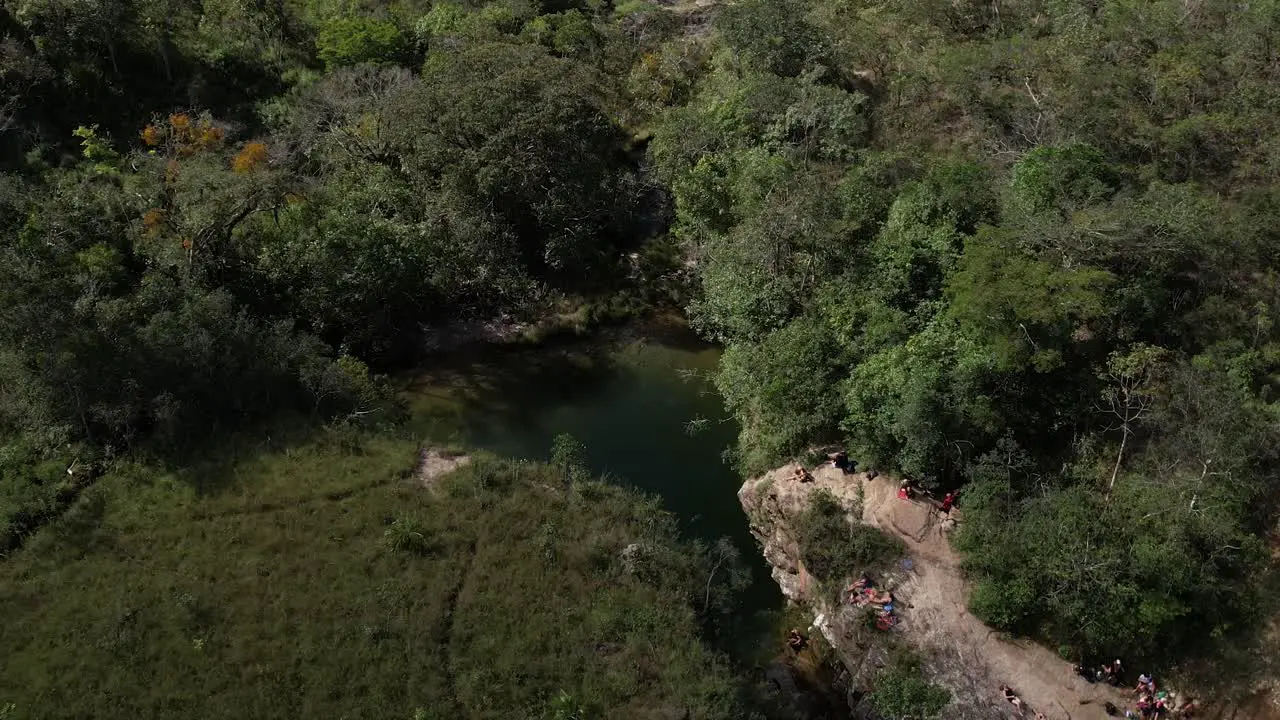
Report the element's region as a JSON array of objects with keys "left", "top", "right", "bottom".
[{"left": 404, "top": 323, "right": 783, "bottom": 630}]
